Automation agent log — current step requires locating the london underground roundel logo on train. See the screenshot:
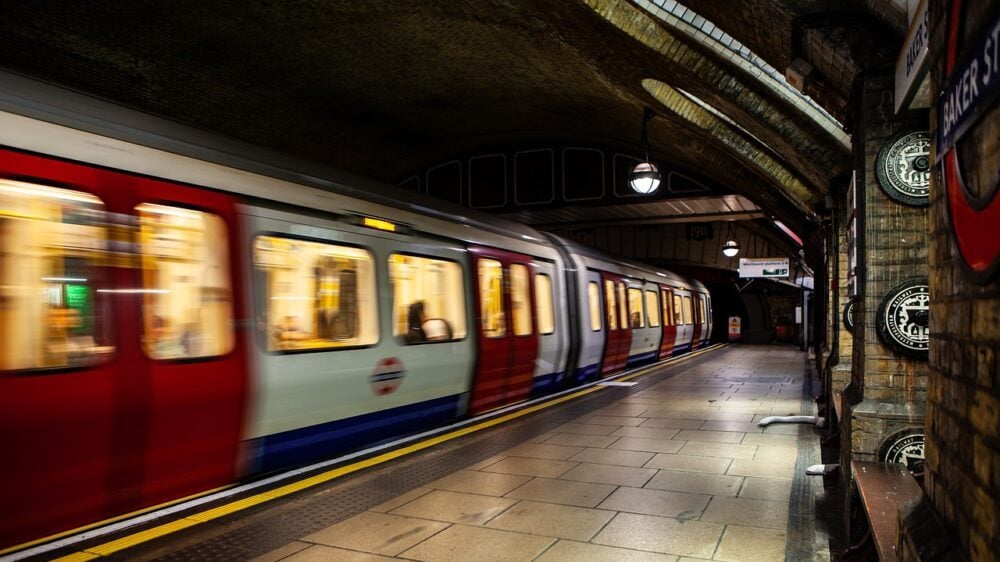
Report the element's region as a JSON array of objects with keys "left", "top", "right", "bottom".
[{"left": 369, "top": 357, "right": 406, "bottom": 395}]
